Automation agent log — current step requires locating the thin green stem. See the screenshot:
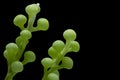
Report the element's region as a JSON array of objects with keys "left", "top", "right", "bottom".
[
  {"left": 5, "top": 72, "right": 16, "bottom": 80},
  {"left": 5, "top": 66, "right": 16, "bottom": 80},
  {"left": 16, "top": 40, "right": 29, "bottom": 60},
  {"left": 42, "top": 68, "right": 48, "bottom": 80},
  {"left": 27, "top": 15, "right": 36, "bottom": 31}
]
